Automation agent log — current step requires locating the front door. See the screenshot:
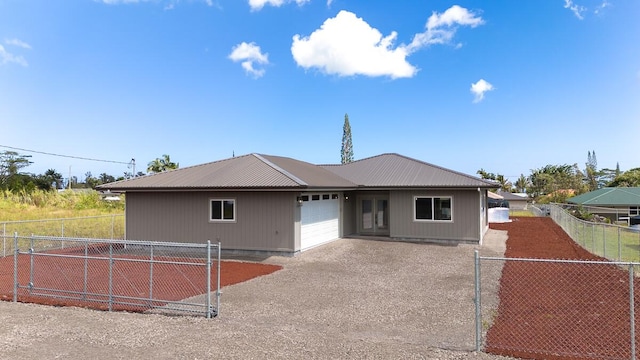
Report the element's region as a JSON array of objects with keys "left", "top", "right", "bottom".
[{"left": 360, "top": 196, "right": 389, "bottom": 236}]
